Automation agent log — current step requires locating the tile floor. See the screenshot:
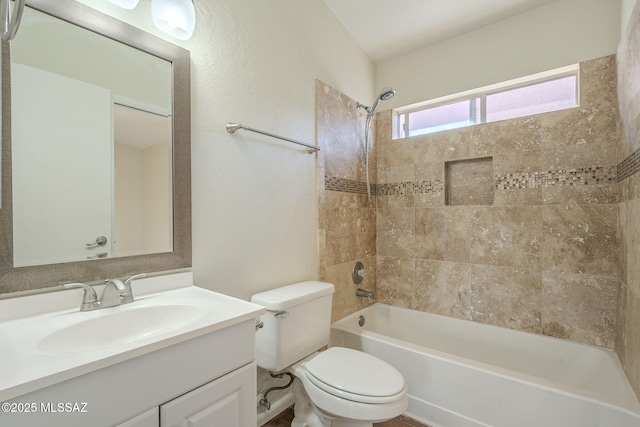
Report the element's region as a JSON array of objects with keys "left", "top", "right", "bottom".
[{"left": 261, "top": 407, "right": 430, "bottom": 427}]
